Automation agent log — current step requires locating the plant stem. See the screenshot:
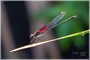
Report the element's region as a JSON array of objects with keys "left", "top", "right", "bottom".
[{"left": 10, "top": 30, "right": 90, "bottom": 52}]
